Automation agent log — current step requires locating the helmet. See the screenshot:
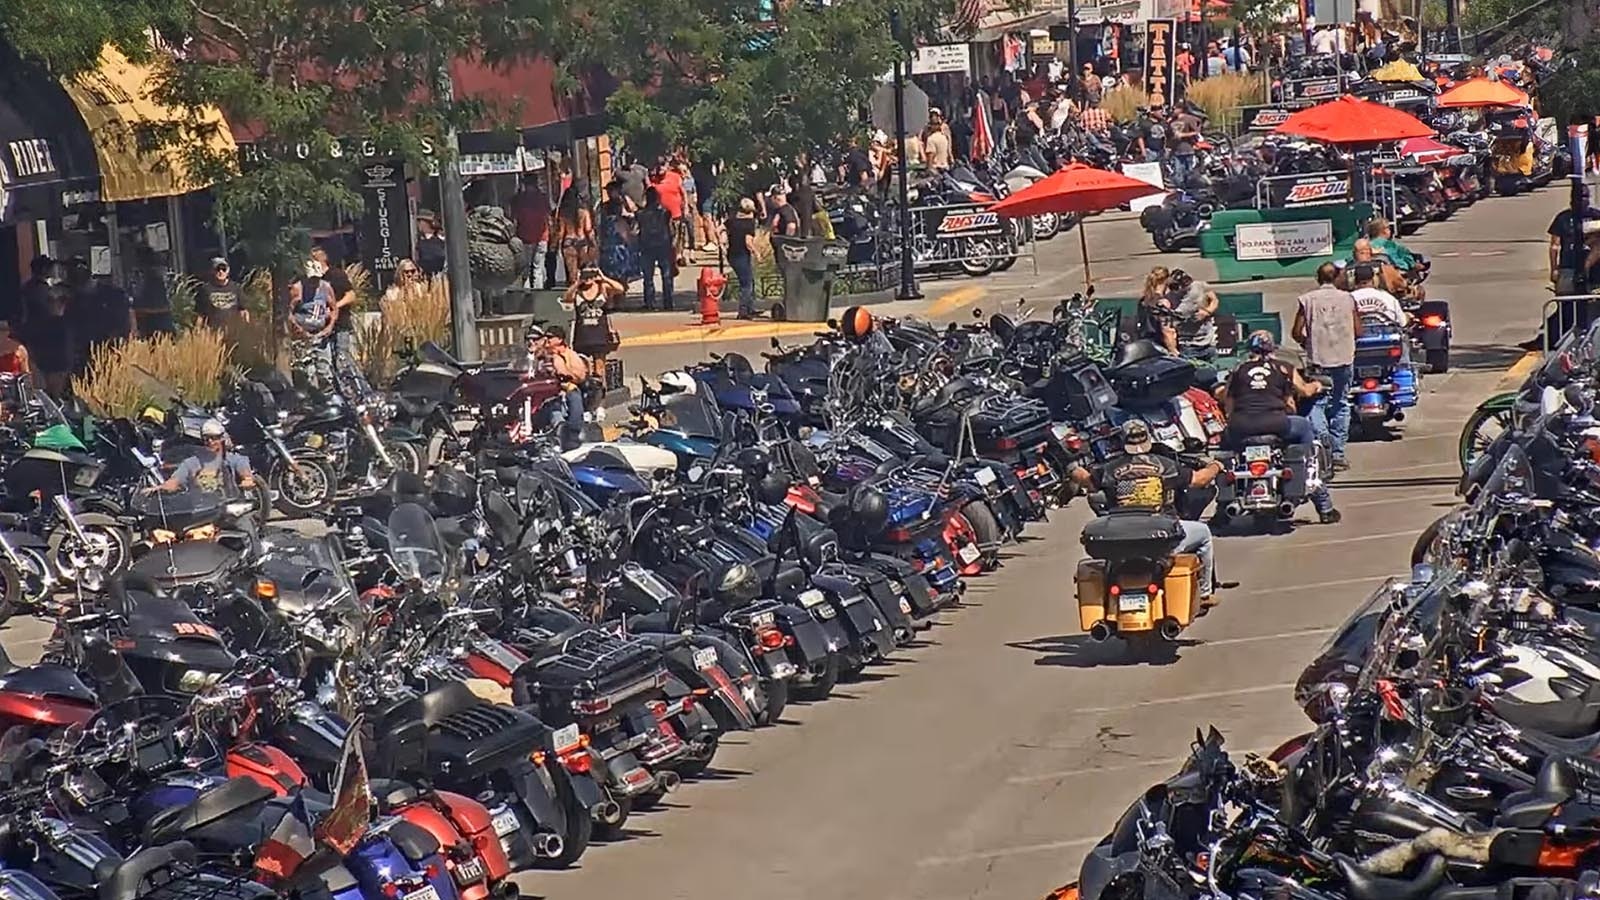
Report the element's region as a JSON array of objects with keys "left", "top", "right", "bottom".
[
  {"left": 1246, "top": 330, "right": 1277, "bottom": 356},
  {"left": 735, "top": 447, "right": 771, "bottom": 479},
  {"left": 840, "top": 306, "right": 875, "bottom": 343},
  {"left": 1167, "top": 268, "right": 1193, "bottom": 291},
  {"left": 658, "top": 371, "right": 698, "bottom": 395},
  {"left": 756, "top": 471, "right": 792, "bottom": 506},
  {"left": 848, "top": 486, "right": 890, "bottom": 534},
  {"left": 523, "top": 323, "right": 547, "bottom": 343},
  {"left": 200, "top": 419, "right": 226, "bottom": 439}
]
